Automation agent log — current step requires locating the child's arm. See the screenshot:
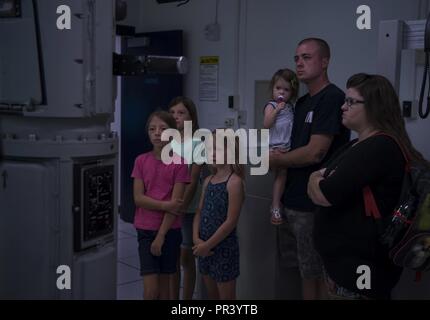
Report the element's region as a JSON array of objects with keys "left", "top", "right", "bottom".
[
  {"left": 193, "top": 175, "right": 244, "bottom": 257},
  {"left": 151, "top": 182, "right": 186, "bottom": 256},
  {"left": 181, "top": 164, "right": 203, "bottom": 211},
  {"left": 133, "top": 178, "right": 183, "bottom": 214},
  {"left": 263, "top": 102, "right": 285, "bottom": 129},
  {"left": 192, "top": 176, "right": 211, "bottom": 245}
]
